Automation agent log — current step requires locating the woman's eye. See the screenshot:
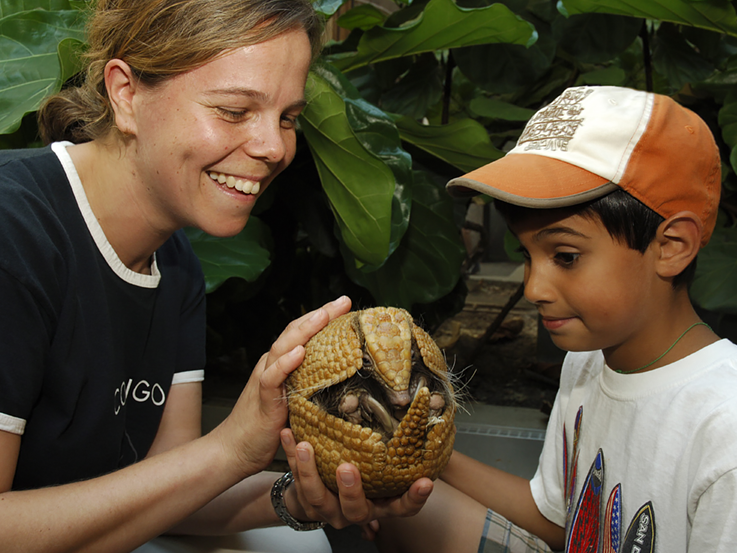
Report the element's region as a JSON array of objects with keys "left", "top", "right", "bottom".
[
  {"left": 555, "top": 252, "right": 580, "bottom": 266},
  {"left": 217, "top": 108, "right": 248, "bottom": 121},
  {"left": 281, "top": 114, "right": 300, "bottom": 130}
]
